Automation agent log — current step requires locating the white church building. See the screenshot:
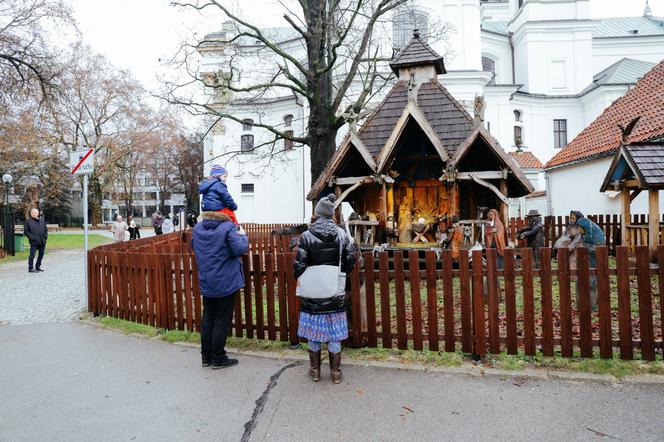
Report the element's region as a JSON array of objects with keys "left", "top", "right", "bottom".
[{"left": 200, "top": 0, "right": 664, "bottom": 222}]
